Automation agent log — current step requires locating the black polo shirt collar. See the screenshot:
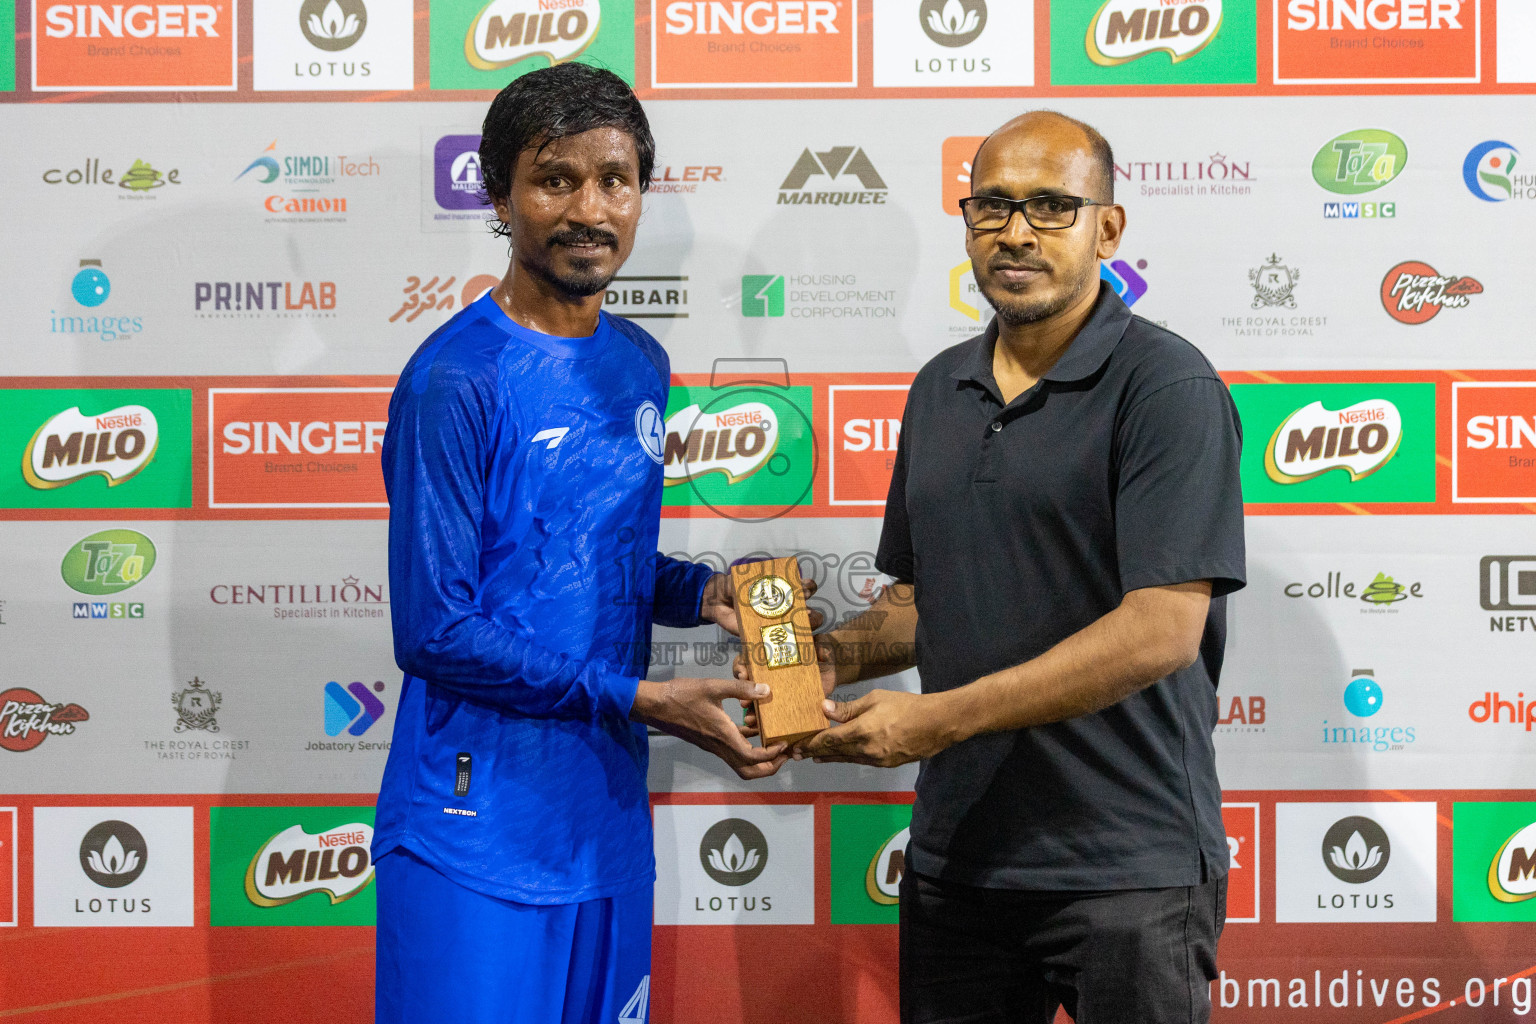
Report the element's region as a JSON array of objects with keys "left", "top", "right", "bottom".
[{"left": 949, "top": 284, "right": 1134, "bottom": 401}]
